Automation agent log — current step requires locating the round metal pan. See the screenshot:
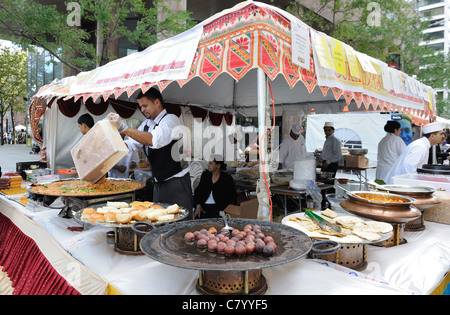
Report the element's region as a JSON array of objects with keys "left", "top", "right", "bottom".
[
  {"left": 282, "top": 212, "right": 393, "bottom": 245},
  {"left": 138, "top": 218, "right": 313, "bottom": 271},
  {"left": 27, "top": 178, "right": 145, "bottom": 198},
  {"left": 73, "top": 202, "right": 189, "bottom": 228}
]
